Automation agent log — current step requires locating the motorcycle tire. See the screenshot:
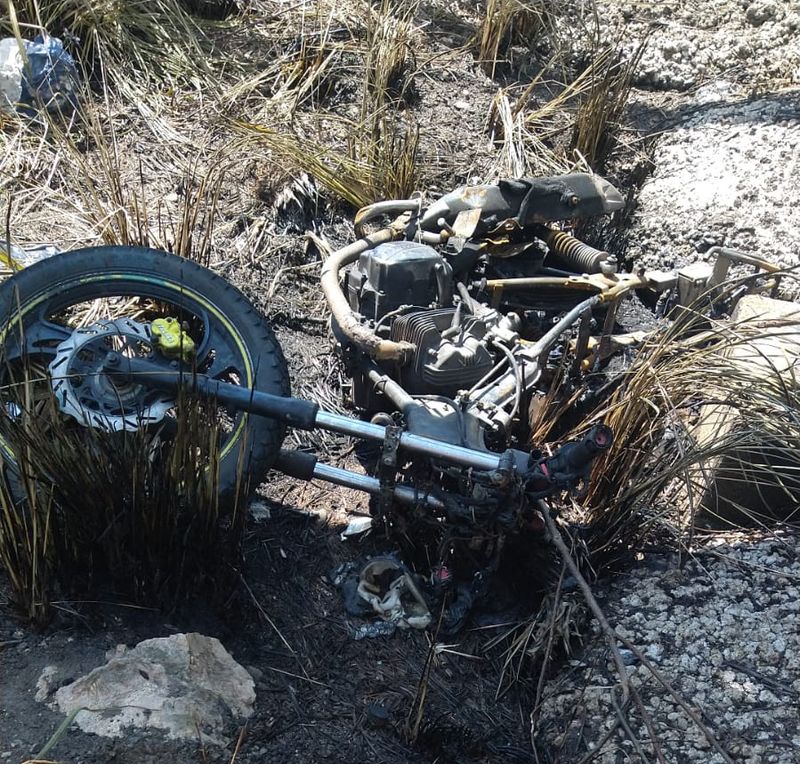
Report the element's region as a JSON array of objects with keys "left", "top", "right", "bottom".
[{"left": 0, "top": 245, "right": 290, "bottom": 507}]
